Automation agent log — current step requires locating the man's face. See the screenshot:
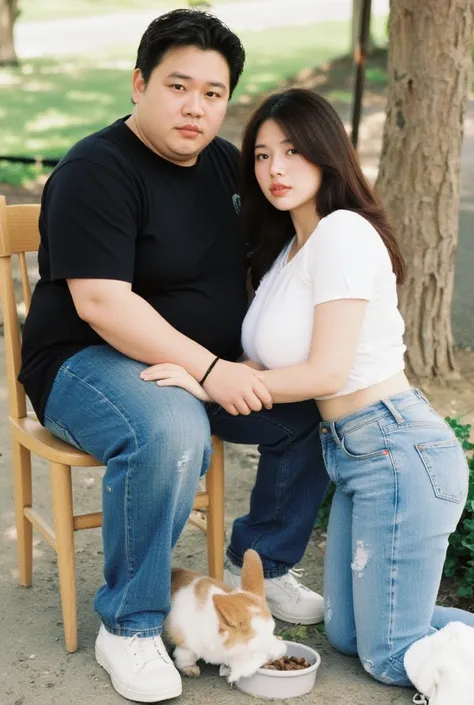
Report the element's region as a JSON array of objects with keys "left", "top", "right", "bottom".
[{"left": 129, "top": 45, "right": 231, "bottom": 166}]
